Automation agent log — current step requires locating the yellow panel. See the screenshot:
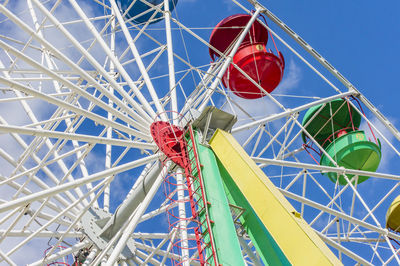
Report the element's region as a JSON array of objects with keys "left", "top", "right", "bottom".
[
  {"left": 209, "top": 129, "right": 341, "bottom": 266},
  {"left": 387, "top": 195, "right": 400, "bottom": 231}
]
